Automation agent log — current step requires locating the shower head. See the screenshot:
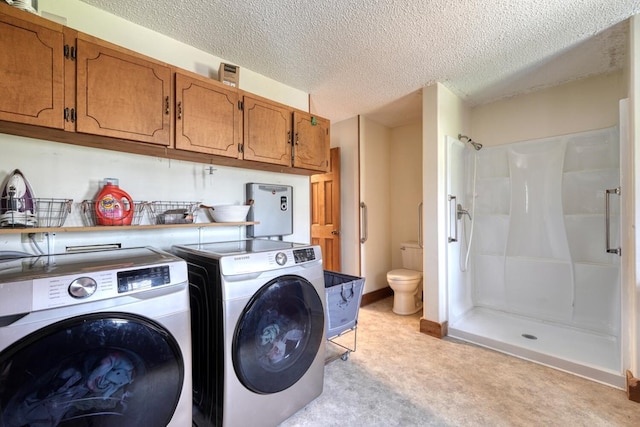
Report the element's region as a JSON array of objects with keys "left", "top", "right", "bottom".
[{"left": 458, "top": 134, "right": 483, "bottom": 151}]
